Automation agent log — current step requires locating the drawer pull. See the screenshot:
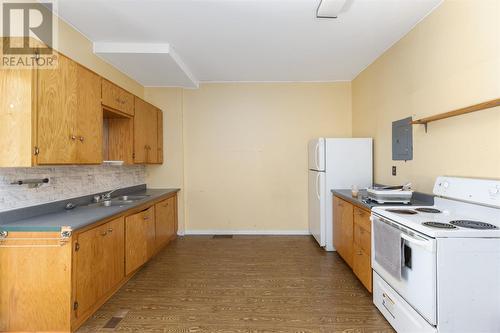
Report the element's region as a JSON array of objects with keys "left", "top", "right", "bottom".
[
  {"left": 100, "top": 231, "right": 107, "bottom": 236},
  {"left": 382, "top": 292, "right": 395, "bottom": 304}
]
